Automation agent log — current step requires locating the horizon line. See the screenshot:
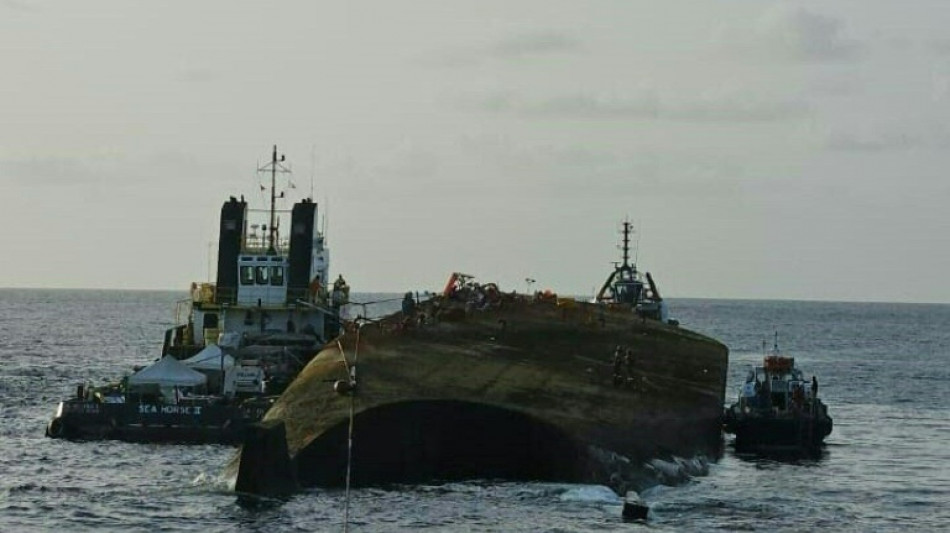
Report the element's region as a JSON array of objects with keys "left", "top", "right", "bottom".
[{"left": 1, "top": 285, "right": 947, "bottom": 306}]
